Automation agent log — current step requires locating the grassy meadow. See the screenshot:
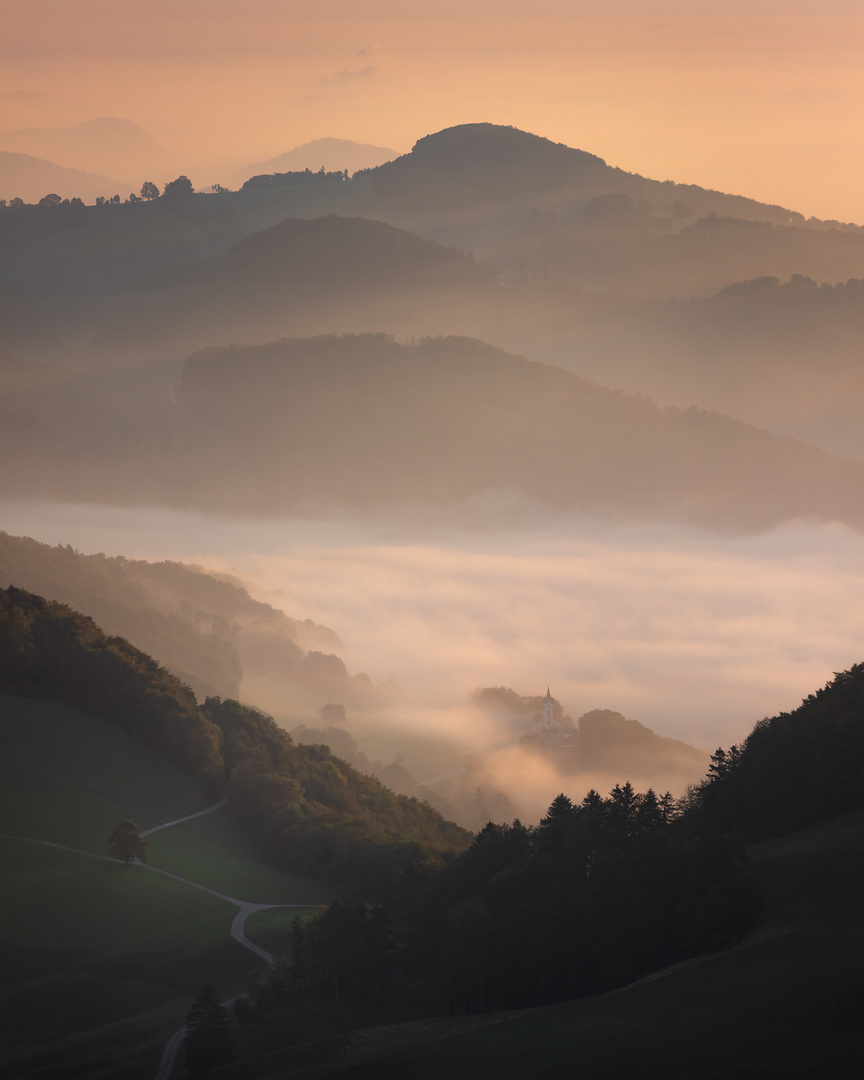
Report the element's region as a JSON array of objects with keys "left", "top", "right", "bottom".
[
  {"left": 243, "top": 907, "right": 322, "bottom": 957},
  {"left": 0, "top": 693, "right": 330, "bottom": 1078},
  {"left": 320, "top": 810, "right": 864, "bottom": 1080},
  {"left": 0, "top": 839, "right": 256, "bottom": 1079}
]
